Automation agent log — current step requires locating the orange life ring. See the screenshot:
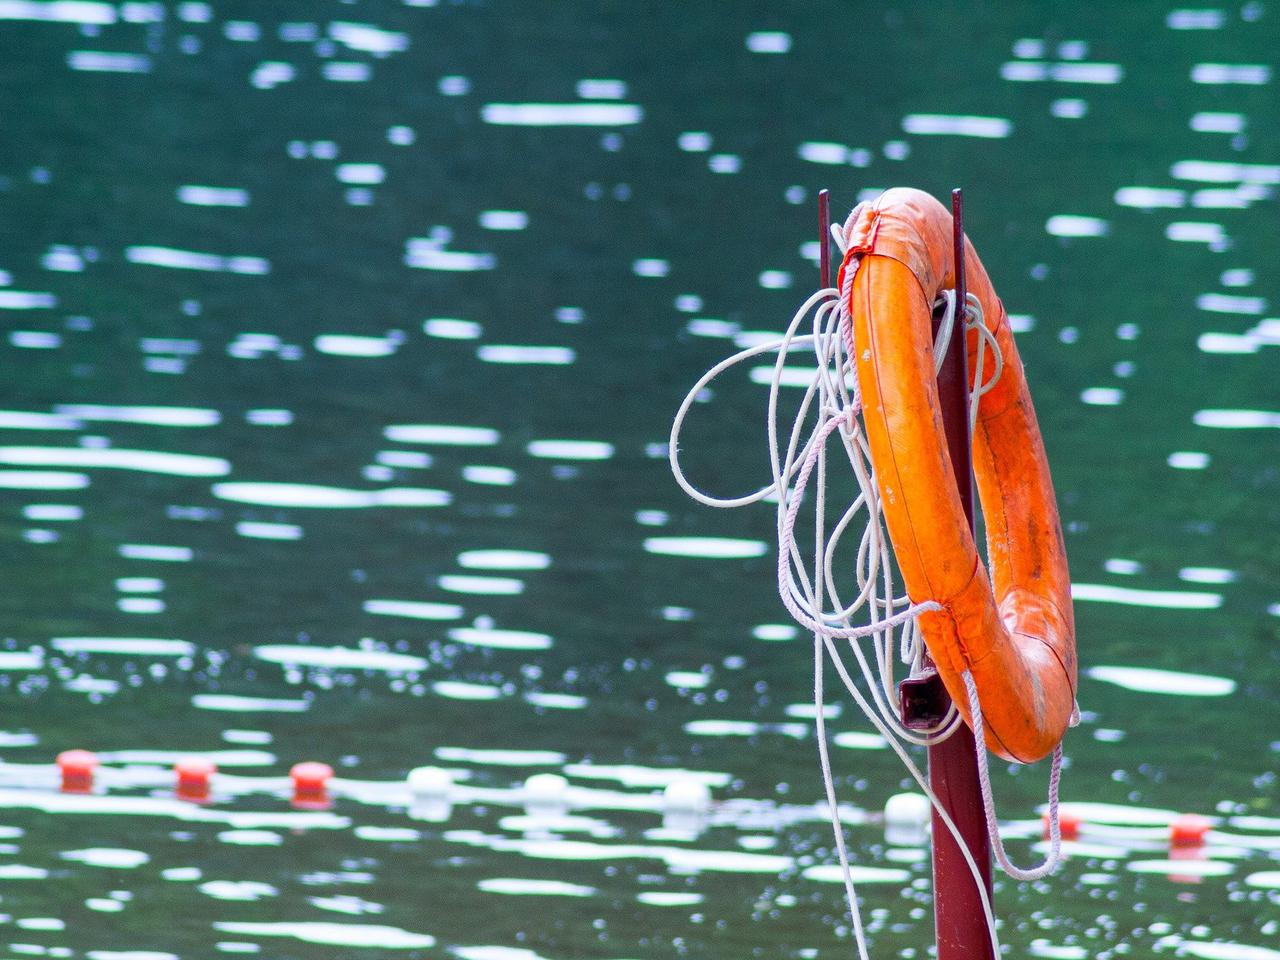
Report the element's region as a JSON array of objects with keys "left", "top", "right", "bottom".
[{"left": 837, "top": 188, "right": 1076, "bottom": 764}]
